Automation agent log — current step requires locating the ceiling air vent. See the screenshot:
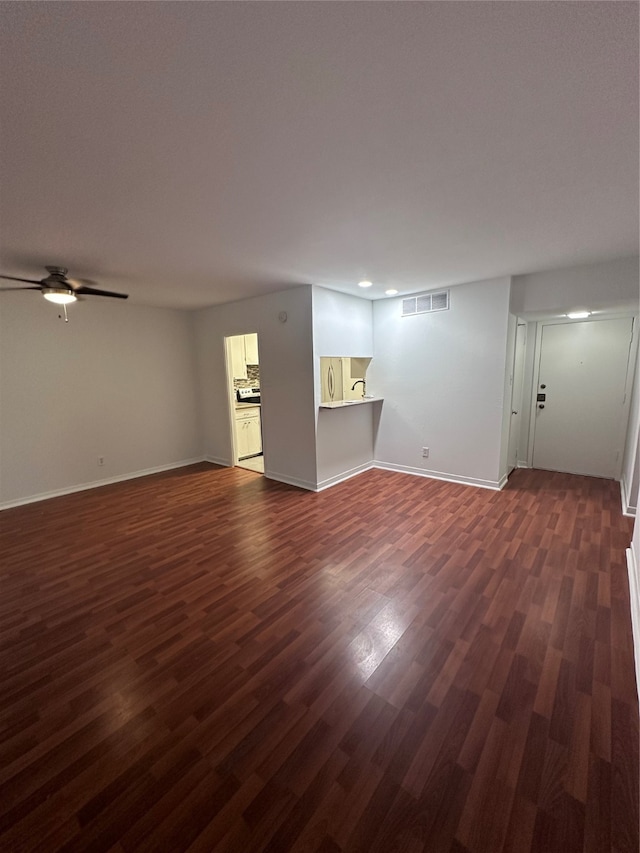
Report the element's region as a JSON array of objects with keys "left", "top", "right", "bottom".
[{"left": 401, "top": 289, "right": 449, "bottom": 317}]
